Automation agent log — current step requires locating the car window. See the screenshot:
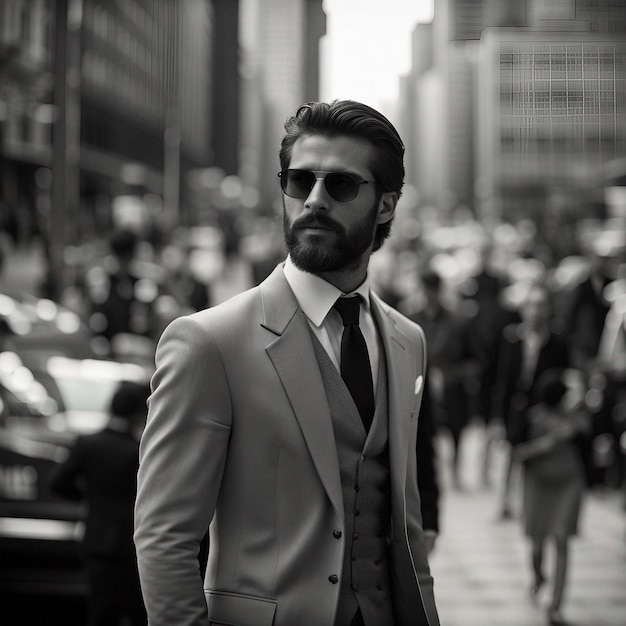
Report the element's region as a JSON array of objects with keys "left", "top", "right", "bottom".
[{"left": 52, "top": 377, "right": 118, "bottom": 413}]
